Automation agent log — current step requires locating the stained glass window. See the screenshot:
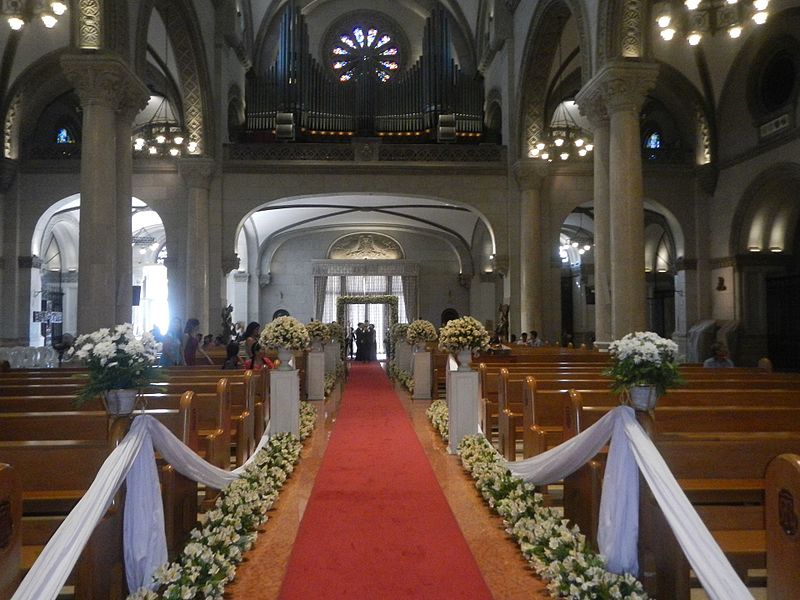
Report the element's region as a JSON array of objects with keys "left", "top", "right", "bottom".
[
  {"left": 331, "top": 25, "right": 399, "bottom": 83},
  {"left": 55, "top": 127, "right": 75, "bottom": 144},
  {"left": 644, "top": 131, "right": 662, "bottom": 150}
]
